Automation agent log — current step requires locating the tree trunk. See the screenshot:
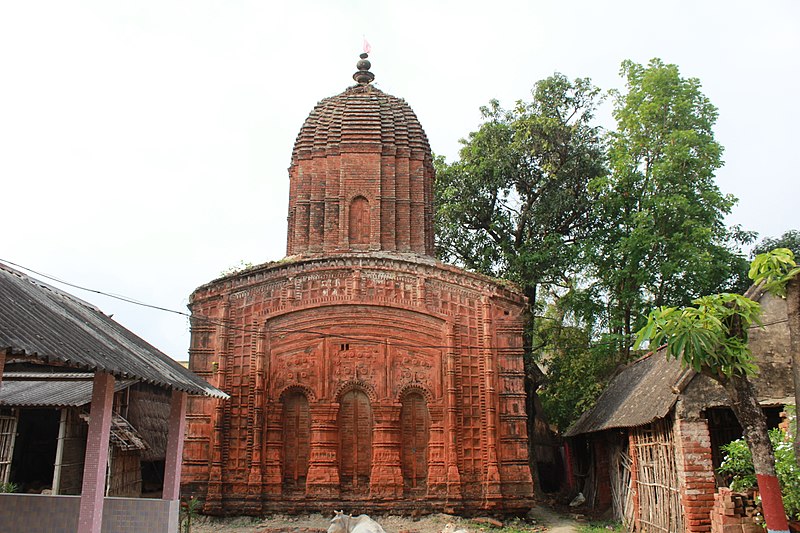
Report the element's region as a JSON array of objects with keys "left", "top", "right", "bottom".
[
  {"left": 721, "top": 374, "right": 789, "bottom": 532},
  {"left": 786, "top": 277, "right": 800, "bottom": 466},
  {"left": 522, "top": 283, "right": 542, "bottom": 495}
]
